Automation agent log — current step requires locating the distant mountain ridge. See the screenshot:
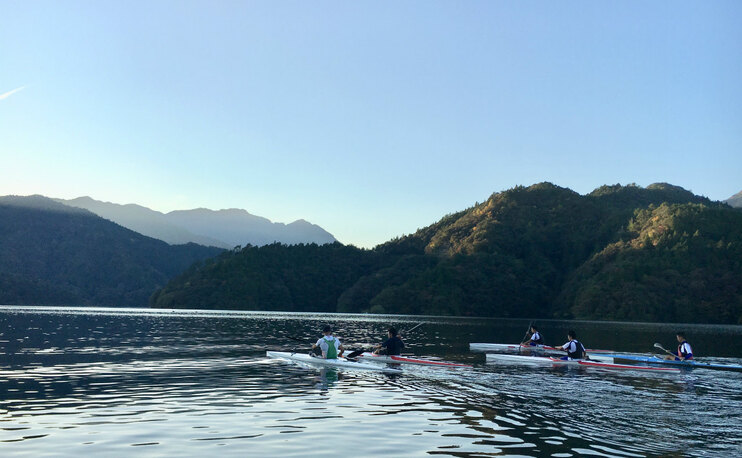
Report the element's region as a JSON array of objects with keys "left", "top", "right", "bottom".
[
  {"left": 53, "top": 196, "right": 337, "bottom": 248},
  {"left": 0, "top": 196, "right": 223, "bottom": 307},
  {"left": 726, "top": 190, "right": 742, "bottom": 208}
]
